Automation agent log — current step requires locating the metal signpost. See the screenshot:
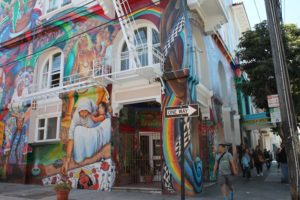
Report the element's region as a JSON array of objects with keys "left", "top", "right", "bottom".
[{"left": 165, "top": 104, "right": 200, "bottom": 200}]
